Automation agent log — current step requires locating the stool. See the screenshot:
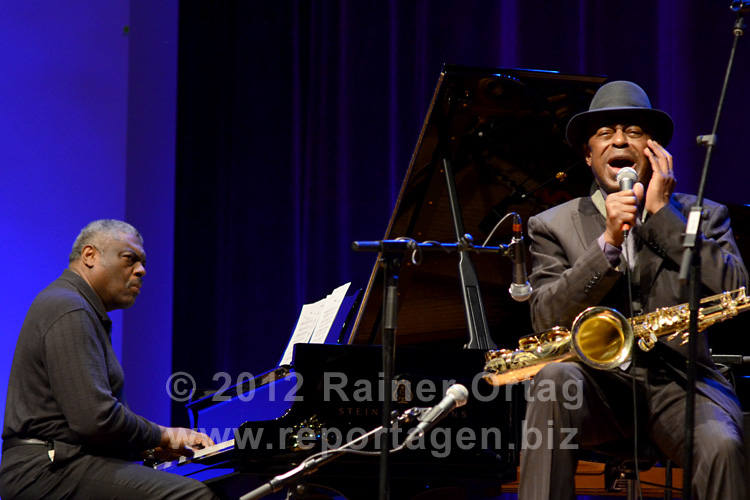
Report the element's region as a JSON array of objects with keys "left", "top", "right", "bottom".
[
  {"left": 604, "top": 456, "right": 674, "bottom": 500},
  {"left": 589, "top": 439, "right": 674, "bottom": 499}
]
